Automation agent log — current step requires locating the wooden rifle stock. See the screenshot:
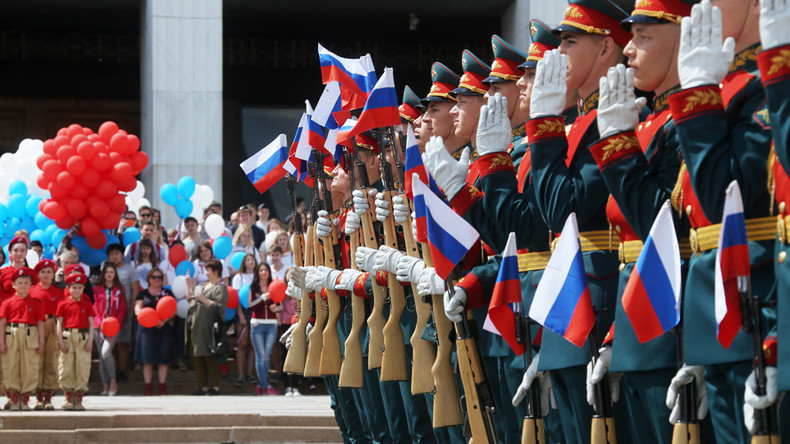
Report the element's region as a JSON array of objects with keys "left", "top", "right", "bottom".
[
  {"left": 319, "top": 224, "right": 342, "bottom": 376},
  {"left": 304, "top": 229, "right": 327, "bottom": 378},
  {"left": 359, "top": 192, "right": 387, "bottom": 369},
  {"left": 338, "top": 228, "right": 365, "bottom": 388},
  {"left": 404, "top": 210, "right": 435, "bottom": 395},
  {"left": 380, "top": 189, "right": 408, "bottom": 382},
  {"left": 283, "top": 228, "right": 313, "bottom": 375},
  {"left": 522, "top": 417, "right": 546, "bottom": 444},
  {"left": 424, "top": 246, "right": 463, "bottom": 428},
  {"left": 455, "top": 311, "right": 497, "bottom": 444}
]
